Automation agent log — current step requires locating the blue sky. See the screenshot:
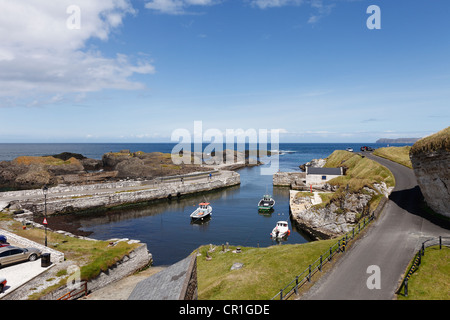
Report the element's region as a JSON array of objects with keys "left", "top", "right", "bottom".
[{"left": 0, "top": 0, "right": 449, "bottom": 143}]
